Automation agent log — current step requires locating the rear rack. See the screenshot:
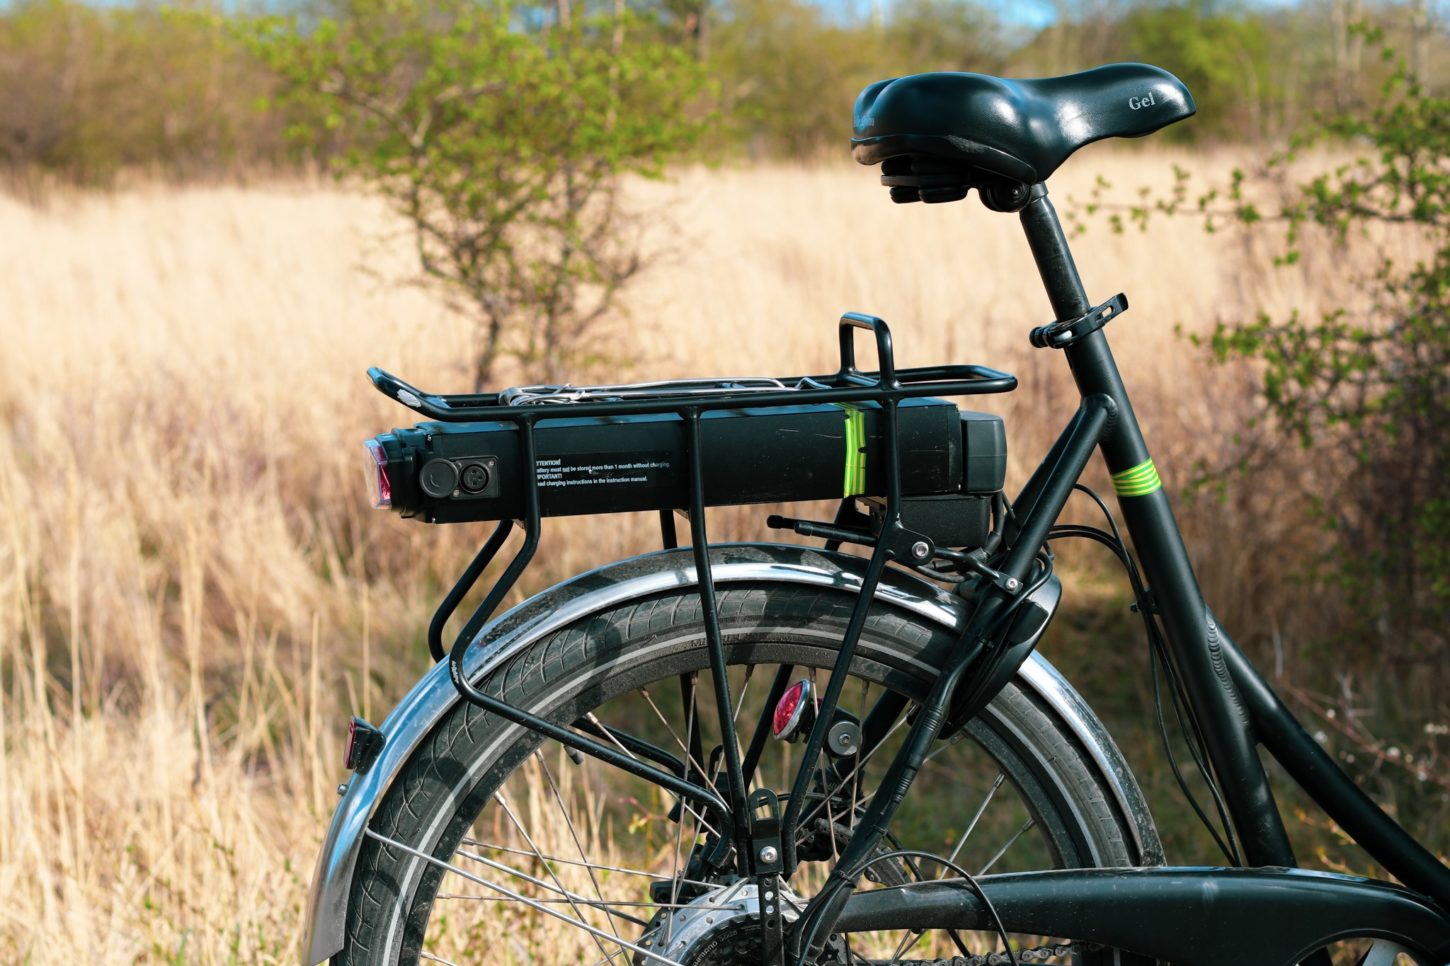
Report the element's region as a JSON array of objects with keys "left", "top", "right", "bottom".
[
  {"left": 368, "top": 312, "right": 1016, "bottom": 422},
  {"left": 372, "top": 312, "right": 1018, "bottom": 855}
]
